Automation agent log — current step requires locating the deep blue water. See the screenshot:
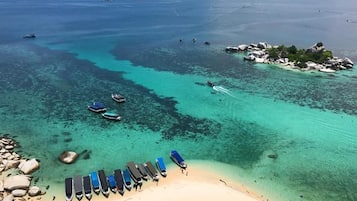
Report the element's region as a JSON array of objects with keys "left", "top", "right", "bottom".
[{"left": 1, "top": 1, "right": 357, "bottom": 201}]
